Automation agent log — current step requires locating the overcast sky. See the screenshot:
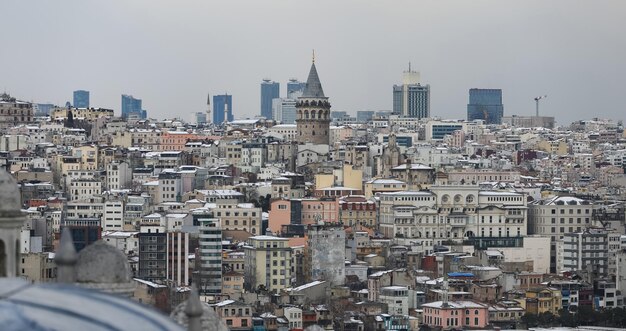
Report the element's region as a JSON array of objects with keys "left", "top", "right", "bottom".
[{"left": 2, "top": 1, "right": 625, "bottom": 125}]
